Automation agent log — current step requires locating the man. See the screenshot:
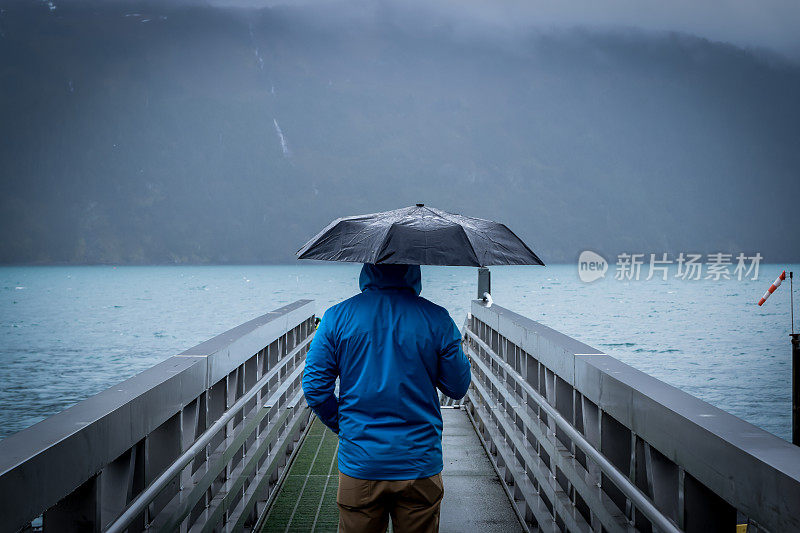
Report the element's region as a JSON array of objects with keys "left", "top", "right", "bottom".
[{"left": 302, "top": 263, "right": 472, "bottom": 533}]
